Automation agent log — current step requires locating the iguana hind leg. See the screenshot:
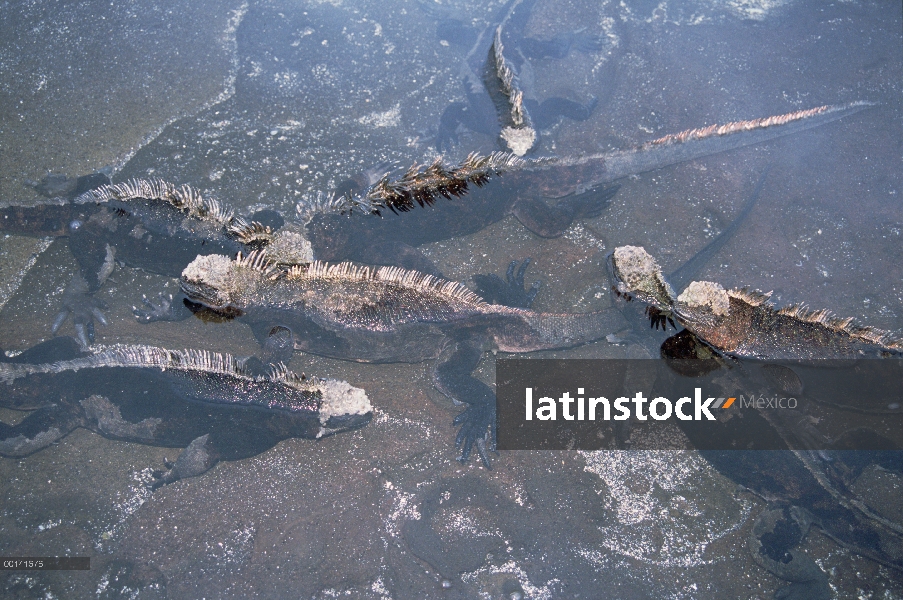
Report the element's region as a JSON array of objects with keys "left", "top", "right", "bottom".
[
  {"left": 150, "top": 434, "right": 221, "bottom": 489},
  {"left": 432, "top": 338, "right": 496, "bottom": 468},
  {"left": 51, "top": 273, "right": 109, "bottom": 347},
  {"left": 750, "top": 507, "right": 831, "bottom": 600}
]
